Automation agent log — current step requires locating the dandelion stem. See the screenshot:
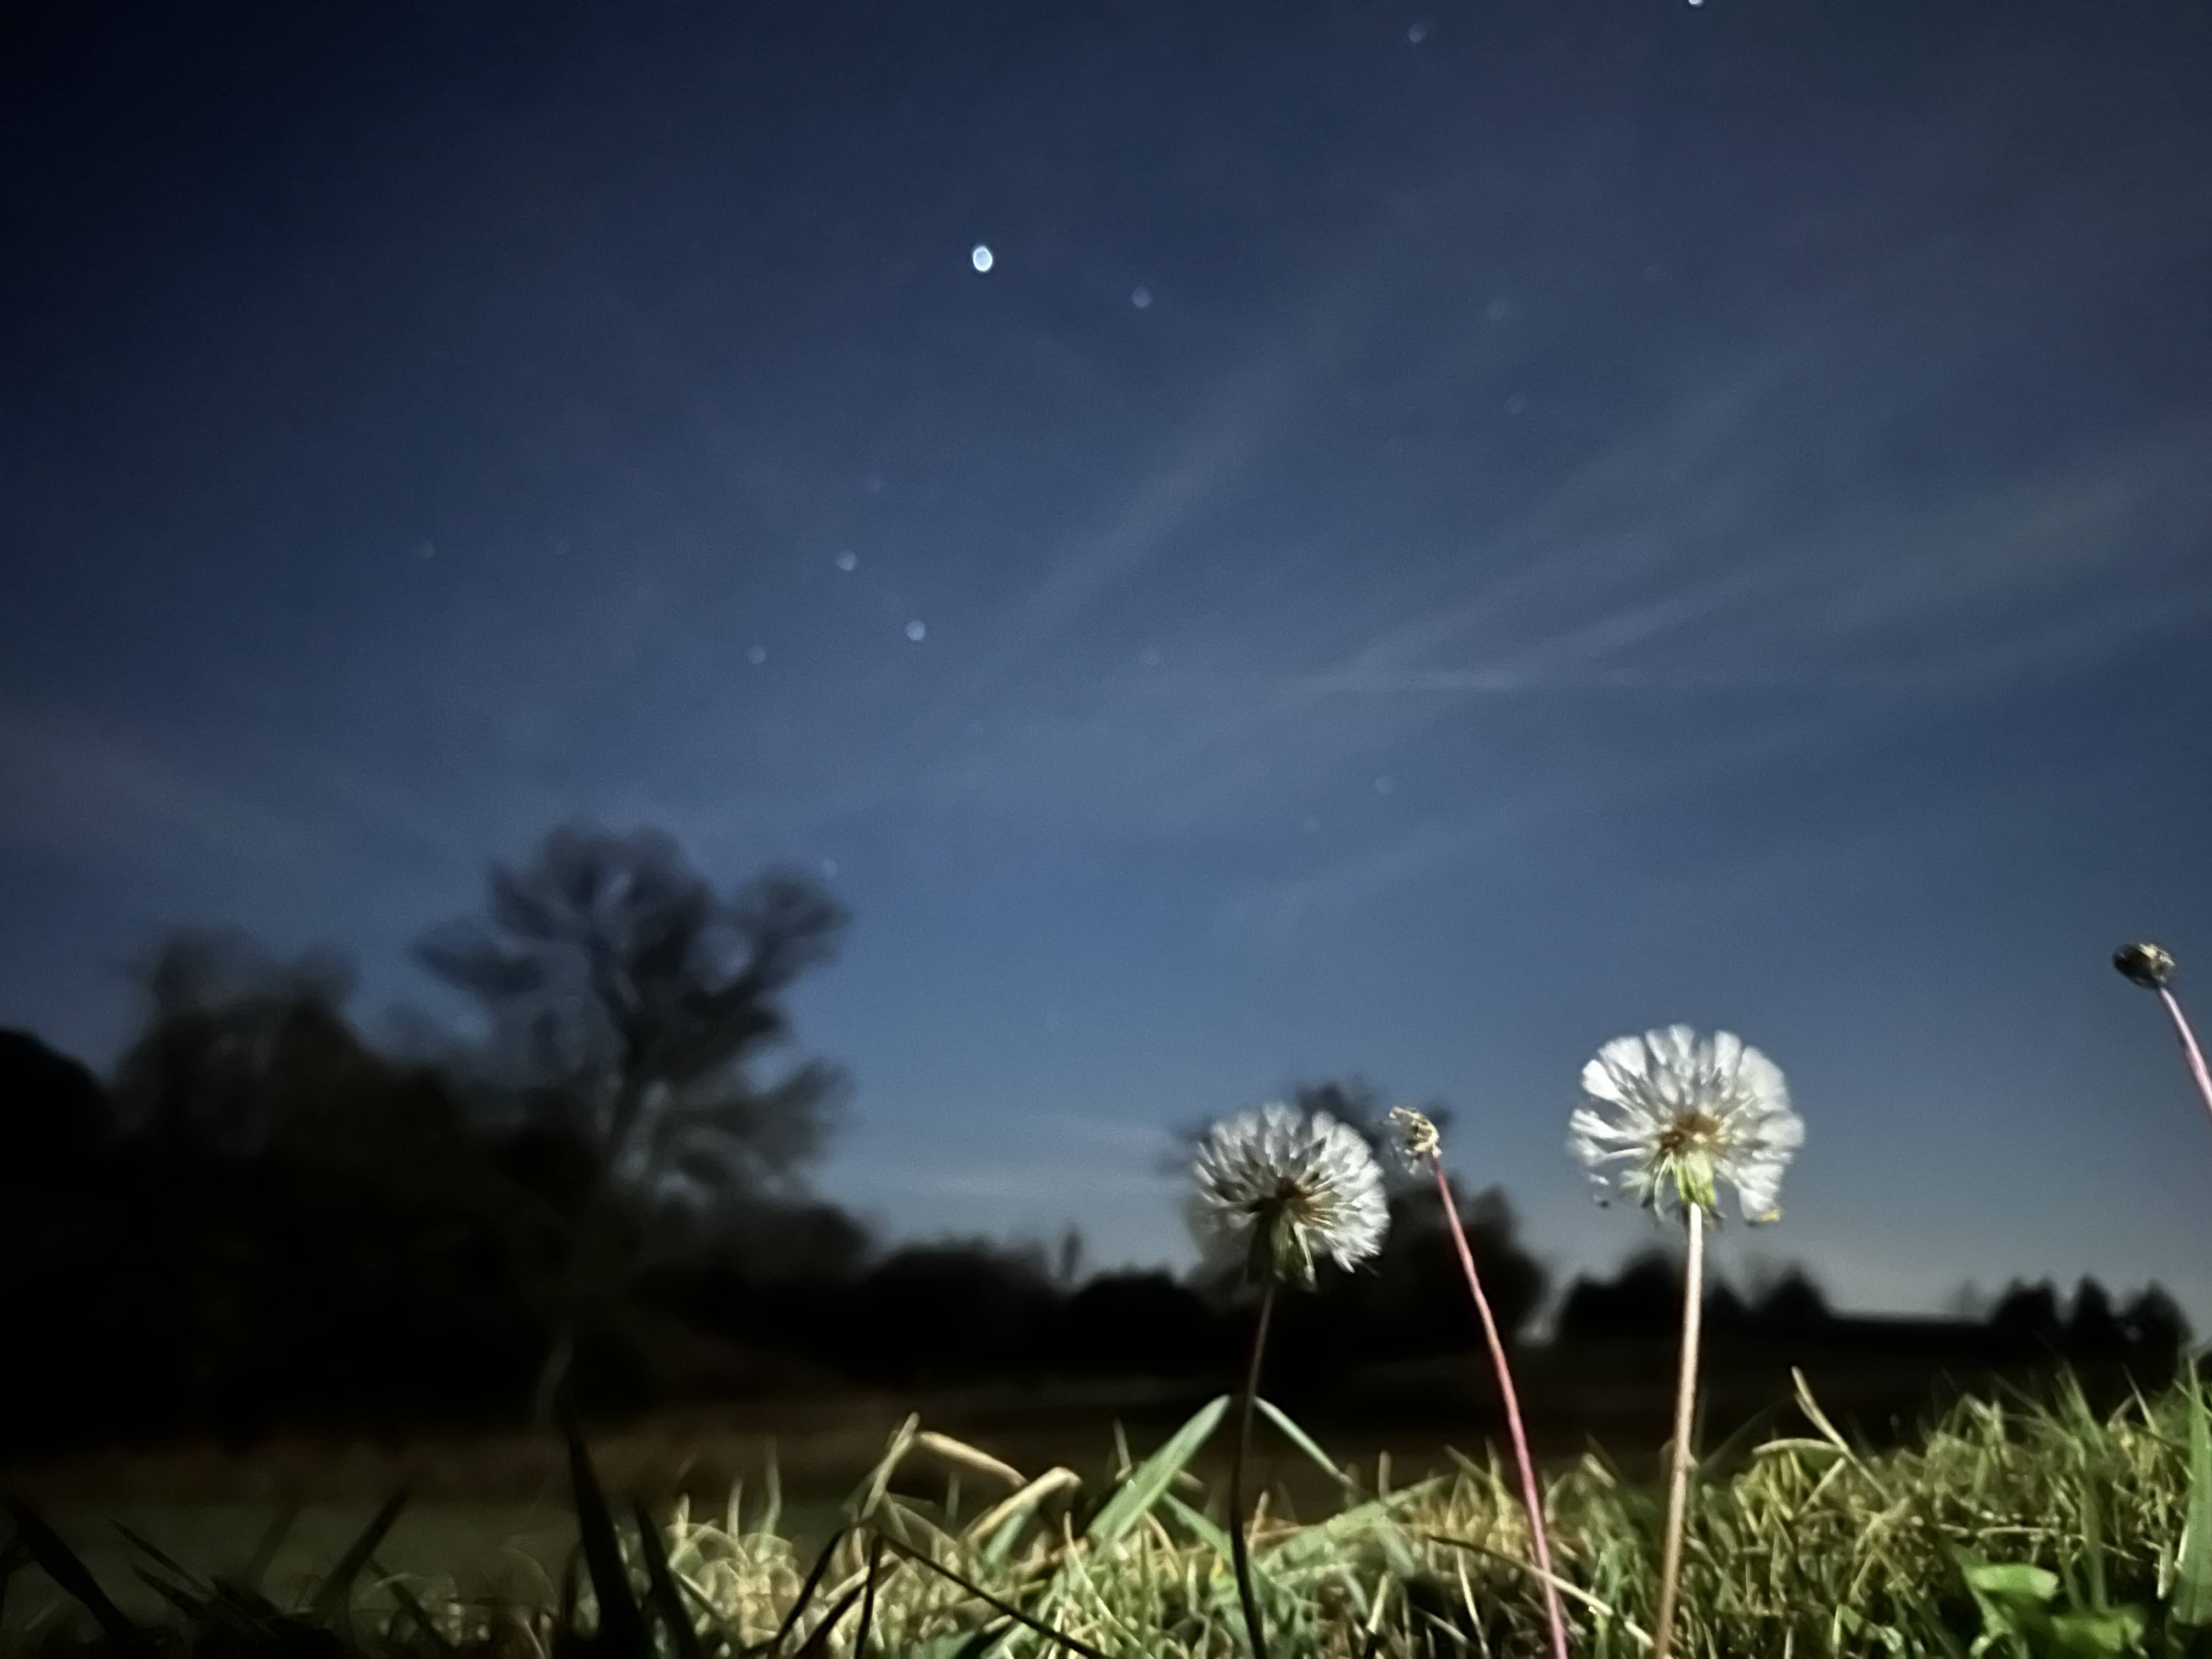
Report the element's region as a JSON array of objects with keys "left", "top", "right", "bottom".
[
  {"left": 1229, "top": 1277, "right": 1278, "bottom": 1659},
  {"left": 2154, "top": 986, "right": 2212, "bottom": 1133},
  {"left": 1429, "top": 1160, "right": 1572, "bottom": 1659},
  {"left": 1651, "top": 1202, "right": 1706, "bottom": 1659}
]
